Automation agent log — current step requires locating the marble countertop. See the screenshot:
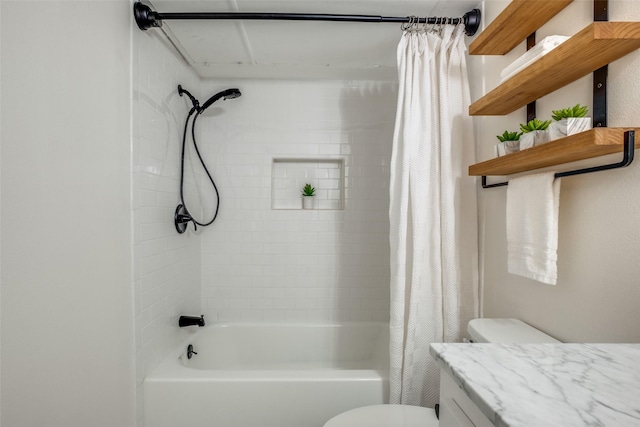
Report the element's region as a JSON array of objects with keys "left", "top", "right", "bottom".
[{"left": 429, "top": 343, "right": 640, "bottom": 427}]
